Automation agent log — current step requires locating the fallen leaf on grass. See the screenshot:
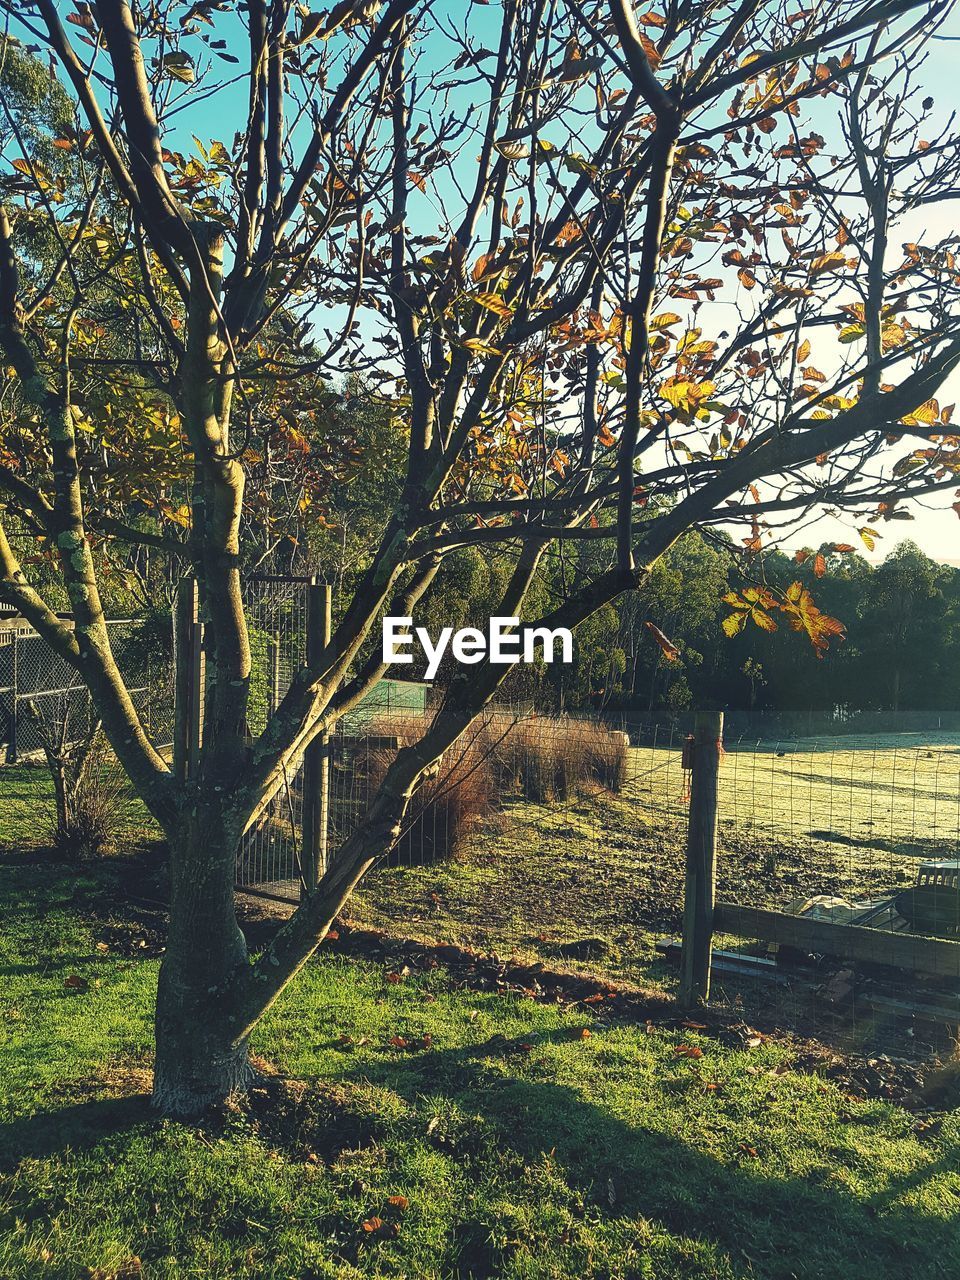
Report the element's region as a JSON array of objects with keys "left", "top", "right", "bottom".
[
  {"left": 64, "top": 975, "right": 89, "bottom": 991},
  {"left": 387, "top": 1194, "right": 409, "bottom": 1211},
  {"left": 674, "top": 1044, "right": 703, "bottom": 1059}
]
